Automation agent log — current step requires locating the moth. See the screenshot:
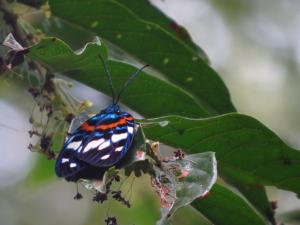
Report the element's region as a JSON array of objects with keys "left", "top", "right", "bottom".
[{"left": 55, "top": 55, "right": 148, "bottom": 181}]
